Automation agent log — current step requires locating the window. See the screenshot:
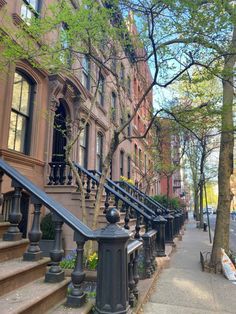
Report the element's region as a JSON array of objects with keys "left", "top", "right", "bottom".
[
  {"left": 120, "top": 150, "right": 124, "bottom": 177},
  {"left": 127, "top": 76, "right": 131, "bottom": 96},
  {"left": 144, "top": 154, "right": 147, "bottom": 174},
  {"left": 98, "top": 74, "right": 105, "bottom": 106},
  {"left": 82, "top": 56, "right": 90, "bottom": 90},
  {"left": 127, "top": 156, "right": 131, "bottom": 179},
  {"left": 120, "top": 63, "right": 125, "bottom": 84},
  {"left": 111, "top": 49, "right": 117, "bottom": 73},
  {"left": 60, "top": 23, "right": 71, "bottom": 66},
  {"left": 8, "top": 71, "right": 34, "bottom": 154},
  {"left": 137, "top": 115, "right": 141, "bottom": 130},
  {"left": 134, "top": 144, "right": 137, "bottom": 165},
  {"left": 96, "top": 132, "right": 103, "bottom": 172},
  {"left": 79, "top": 123, "right": 89, "bottom": 169},
  {"left": 21, "top": 0, "right": 40, "bottom": 23},
  {"left": 139, "top": 149, "right": 142, "bottom": 168},
  {"left": 127, "top": 114, "right": 131, "bottom": 137},
  {"left": 111, "top": 92, "right": 116, "bottom": 122}
]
